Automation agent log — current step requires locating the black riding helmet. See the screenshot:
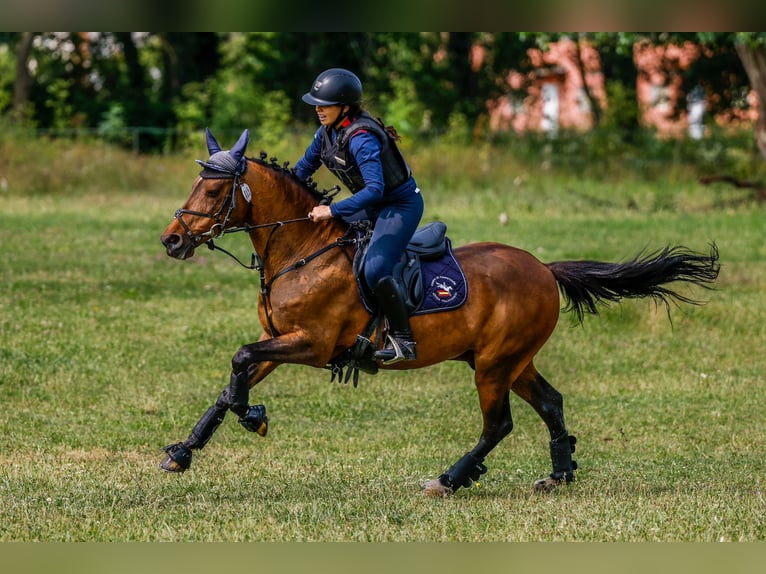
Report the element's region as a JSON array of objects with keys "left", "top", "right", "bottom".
[{"left": 302, "top": 68, "right": 362, "bottom": 106}]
